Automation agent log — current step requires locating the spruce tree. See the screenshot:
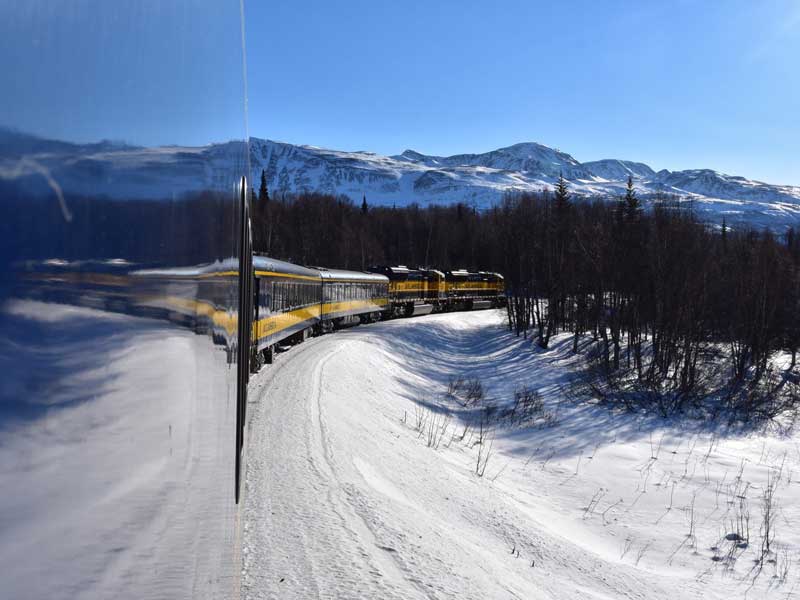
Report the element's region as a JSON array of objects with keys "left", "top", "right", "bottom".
[
  {"left": 721, "top": 217, "right": 728, "bottom": 252},
  {"left": 554, "top": 172, "right": 570, "bottom": 212},
  {"left": 361, "top": 194, "right": 368, "bottom": 214},
  {"left": 623, "top": 175, "right": 640, "bottom": 221},
  {"left": 258, "top": 169, "right": 269, "bottom": 204}
]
